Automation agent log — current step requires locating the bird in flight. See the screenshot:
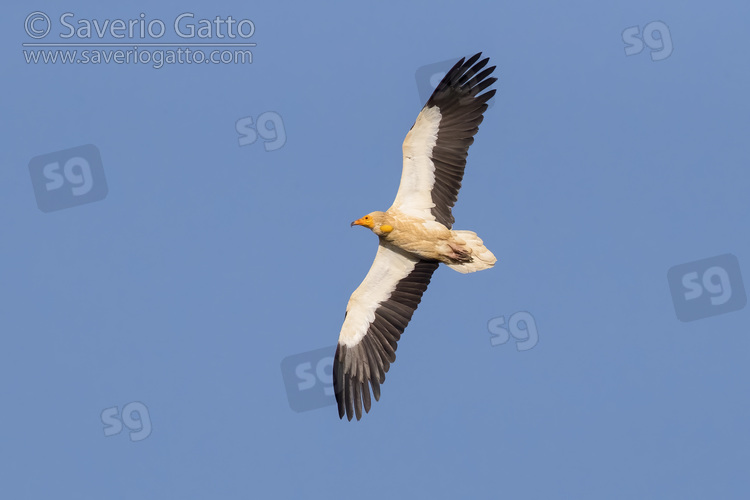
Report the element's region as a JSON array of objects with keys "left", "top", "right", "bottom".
[{"left": 333, "top": 53, "right": 498, "bottom": 420}]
